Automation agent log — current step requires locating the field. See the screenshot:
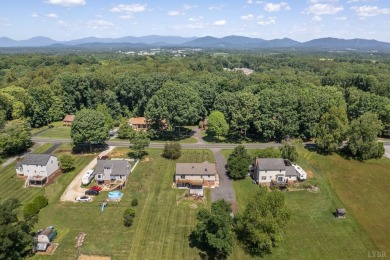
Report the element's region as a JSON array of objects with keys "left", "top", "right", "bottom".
[
  {"left": 33, "top": 148, "right": 214, "bottom": 259},
  {"left": 223, "top": 148, "right": 388, "bottom": 259},
  {"left": 35, "top": 121, "right": 71, "bottom": 139},
  {"left": 31, "top": 143, "right": 55, "bottom": 154}
]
